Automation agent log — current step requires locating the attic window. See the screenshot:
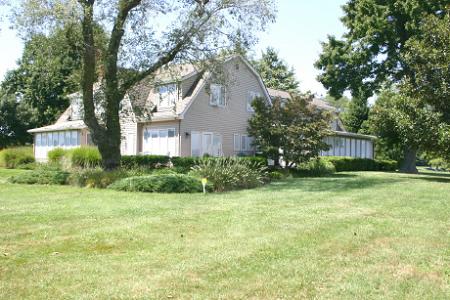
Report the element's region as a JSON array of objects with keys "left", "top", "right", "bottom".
[
  {"left": 157, "top": 84, "right": 177, "bottom": 108},
  {"left": 210, "top": 84, "right": 226, "bottom": 107}
]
